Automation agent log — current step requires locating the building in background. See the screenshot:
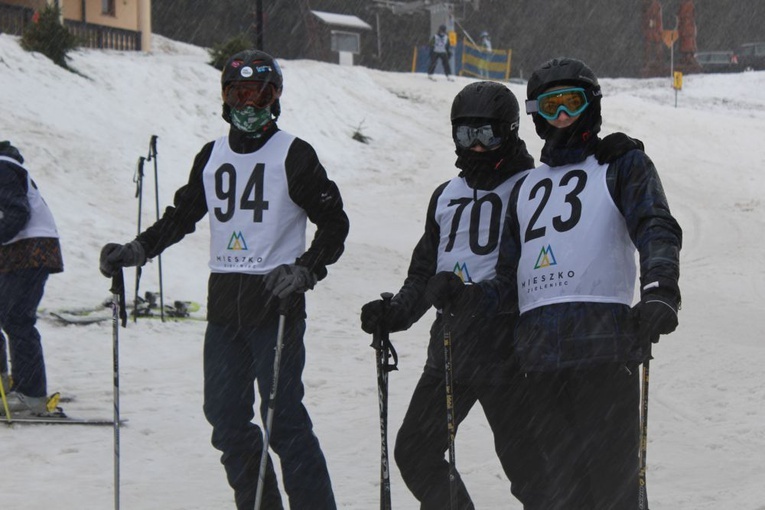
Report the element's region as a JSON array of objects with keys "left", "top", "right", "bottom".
[
  {"left": 0, "top": 0, "right": 151, "bottom": 51},
  {"left": 310, "top": 11, "right": 372, "bottom": 66}
]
